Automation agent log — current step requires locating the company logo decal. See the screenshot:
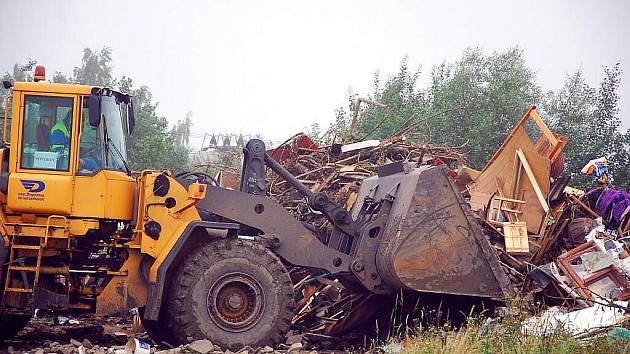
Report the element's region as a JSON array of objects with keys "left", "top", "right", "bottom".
[
  {"left": 20, "top": 179, "right": 46, "bottom": 193},
  {"left": 18, "top": 179, "right": 46, "bottom": 201}
]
